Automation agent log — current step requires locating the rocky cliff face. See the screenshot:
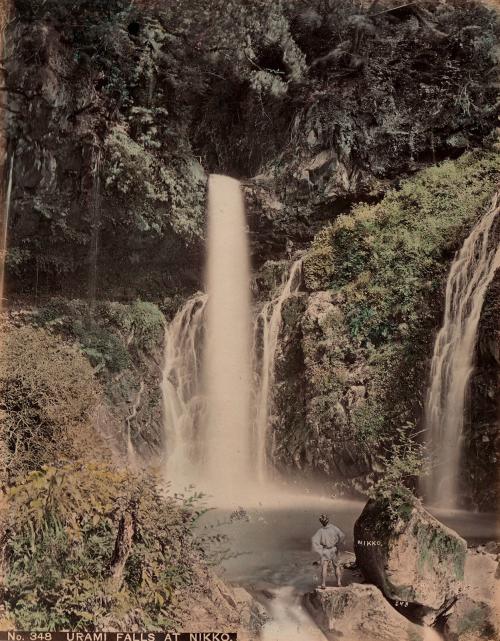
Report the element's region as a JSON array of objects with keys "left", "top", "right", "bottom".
[
  {"left": 5, "top": 0, "right": 499, "bottom": 295},
  {"left": 4, "top": 0, "right": 500, "bottom": 507},
  {"left": 266, "top": 152, "right": 500, "bottom": 507}
]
